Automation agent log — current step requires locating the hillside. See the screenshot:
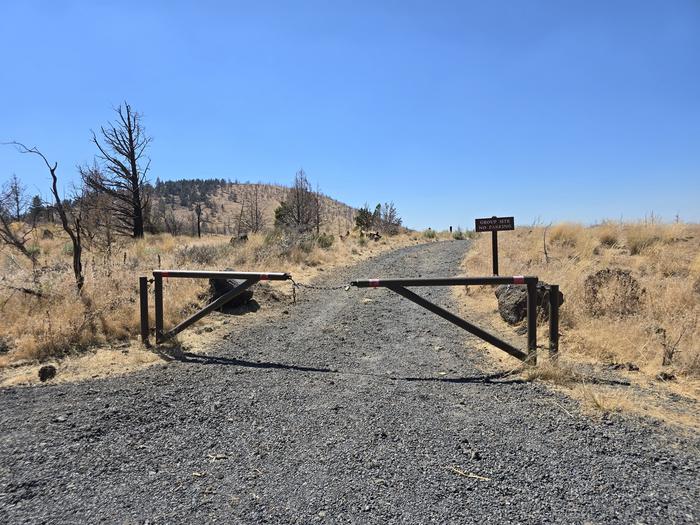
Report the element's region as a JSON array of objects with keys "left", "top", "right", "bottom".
[{"left": 151, "top": 179, "right": 356, "bottom": 236}]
